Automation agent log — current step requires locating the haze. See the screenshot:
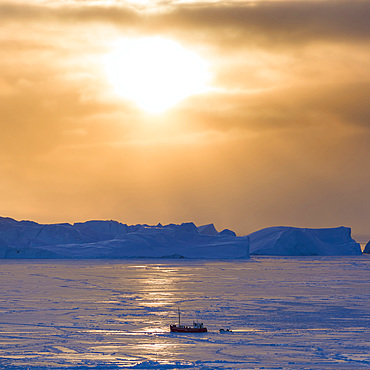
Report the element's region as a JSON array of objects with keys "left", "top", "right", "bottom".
[{"left": 1, "top": 0, "right": 369, "bottom": 236}]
